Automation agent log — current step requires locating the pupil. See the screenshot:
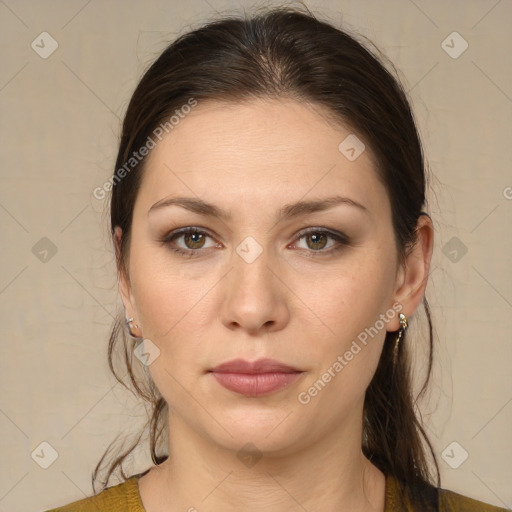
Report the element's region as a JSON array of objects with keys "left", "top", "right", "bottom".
[
  {"left": 186, "top": 233, "right": 204, "bottom": 248},
  {"left": 309, "top": 234, "right": 326, "bottom": 250}
]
